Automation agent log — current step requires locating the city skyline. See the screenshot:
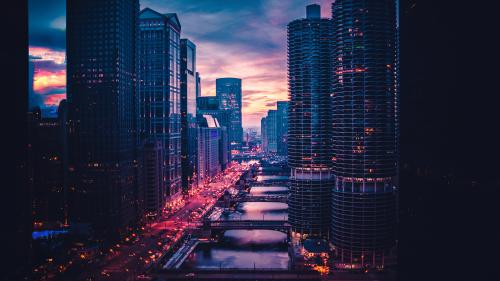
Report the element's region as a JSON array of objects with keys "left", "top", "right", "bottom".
[{"left": 28, "top": 0, "right": 335, "bottom": 128}]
